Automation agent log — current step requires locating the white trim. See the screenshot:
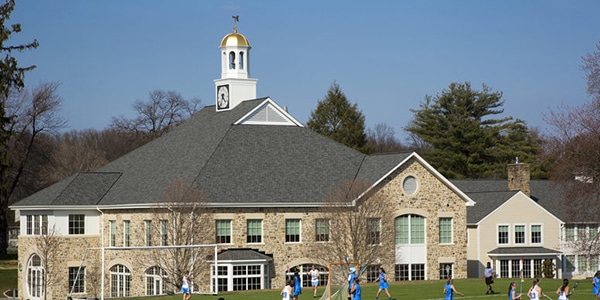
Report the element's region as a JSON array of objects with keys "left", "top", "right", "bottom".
[
  {"left": 477, "top": 191, "right": 563, "bottom": 226},
  {"left": 513, "top": 223, "right": 527, "bottom": 245},
  {"left": 497, "top": 224, "right": 510, "bottom": 246},
  {"left": 234, "top": 98, "right": 304, "bottom": 127},
  {"left": 352, "top": 152, "right": 476, "bottom": 207}
]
